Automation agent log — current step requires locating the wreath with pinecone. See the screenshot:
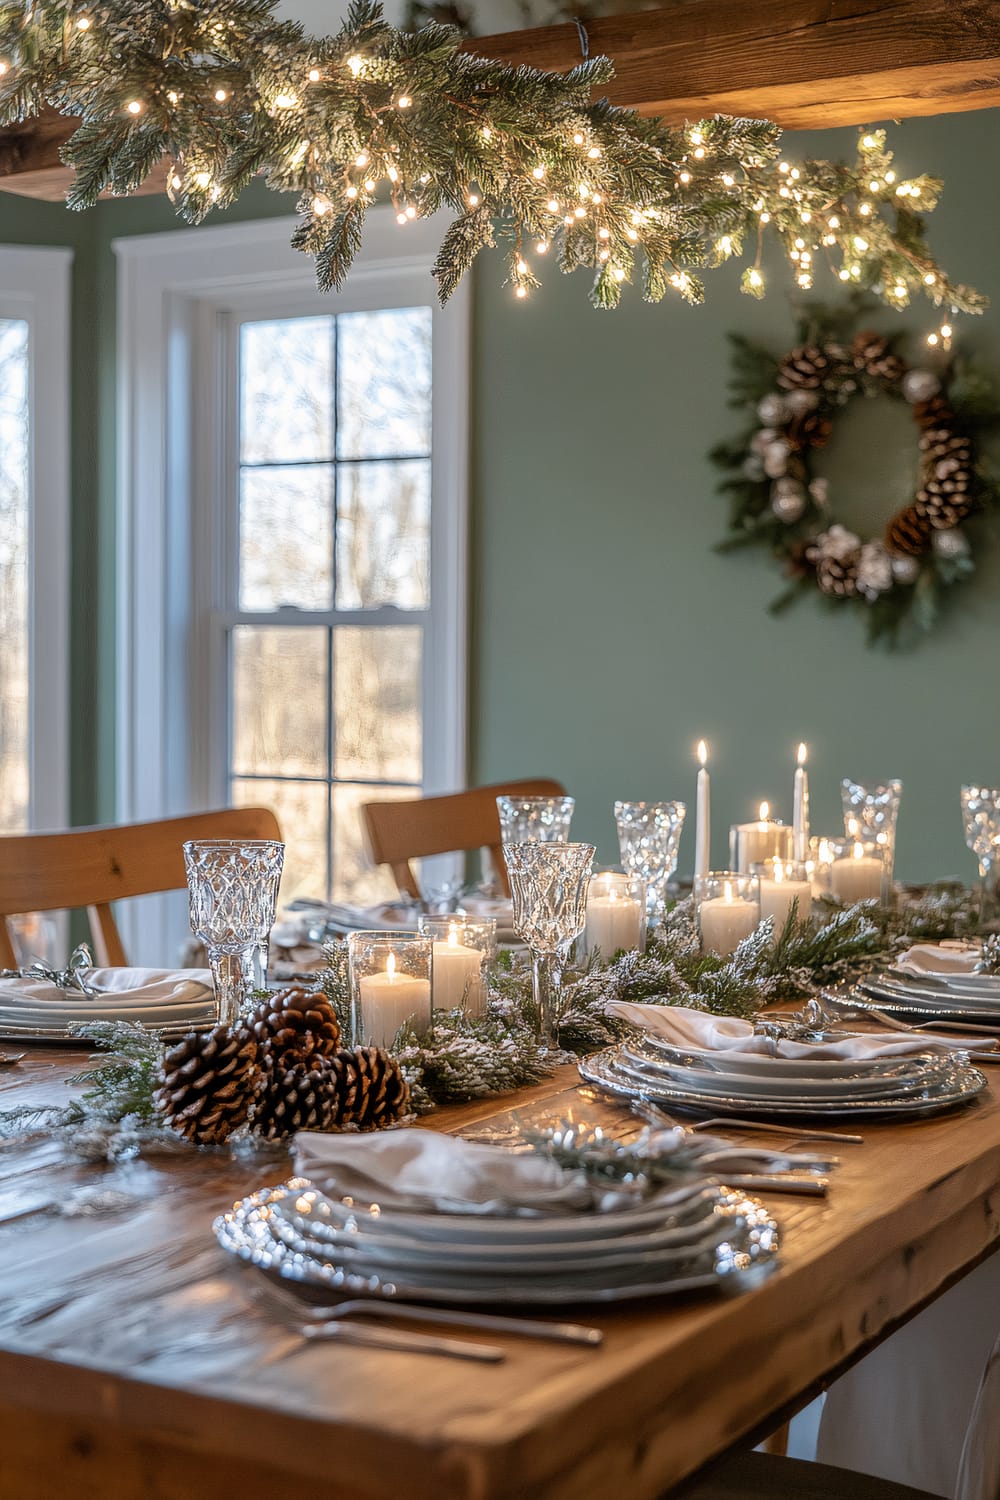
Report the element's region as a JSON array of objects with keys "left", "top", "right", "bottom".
[
  {"left": 154, "top": 986, "right": 411, "bottom": 1146},
  {"left": 712, "top": 302, "right": 1000, "bottom": 645}
]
